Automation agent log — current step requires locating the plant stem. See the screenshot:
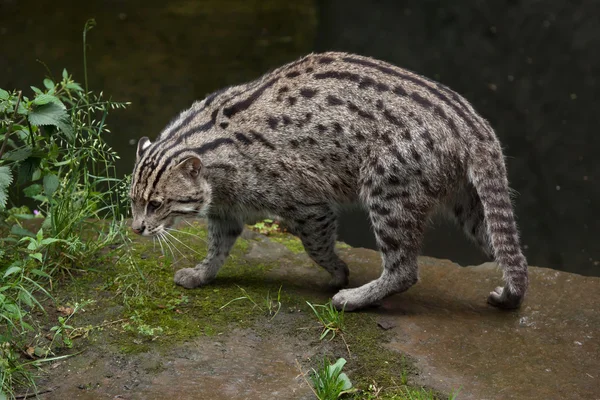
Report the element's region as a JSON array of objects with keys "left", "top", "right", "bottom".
[
  {"left": 82, "top": 18, "right": 96, "bottom": 127},
  {"left": 0, "top": 90, "right": 23, "bottom": 160}
]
